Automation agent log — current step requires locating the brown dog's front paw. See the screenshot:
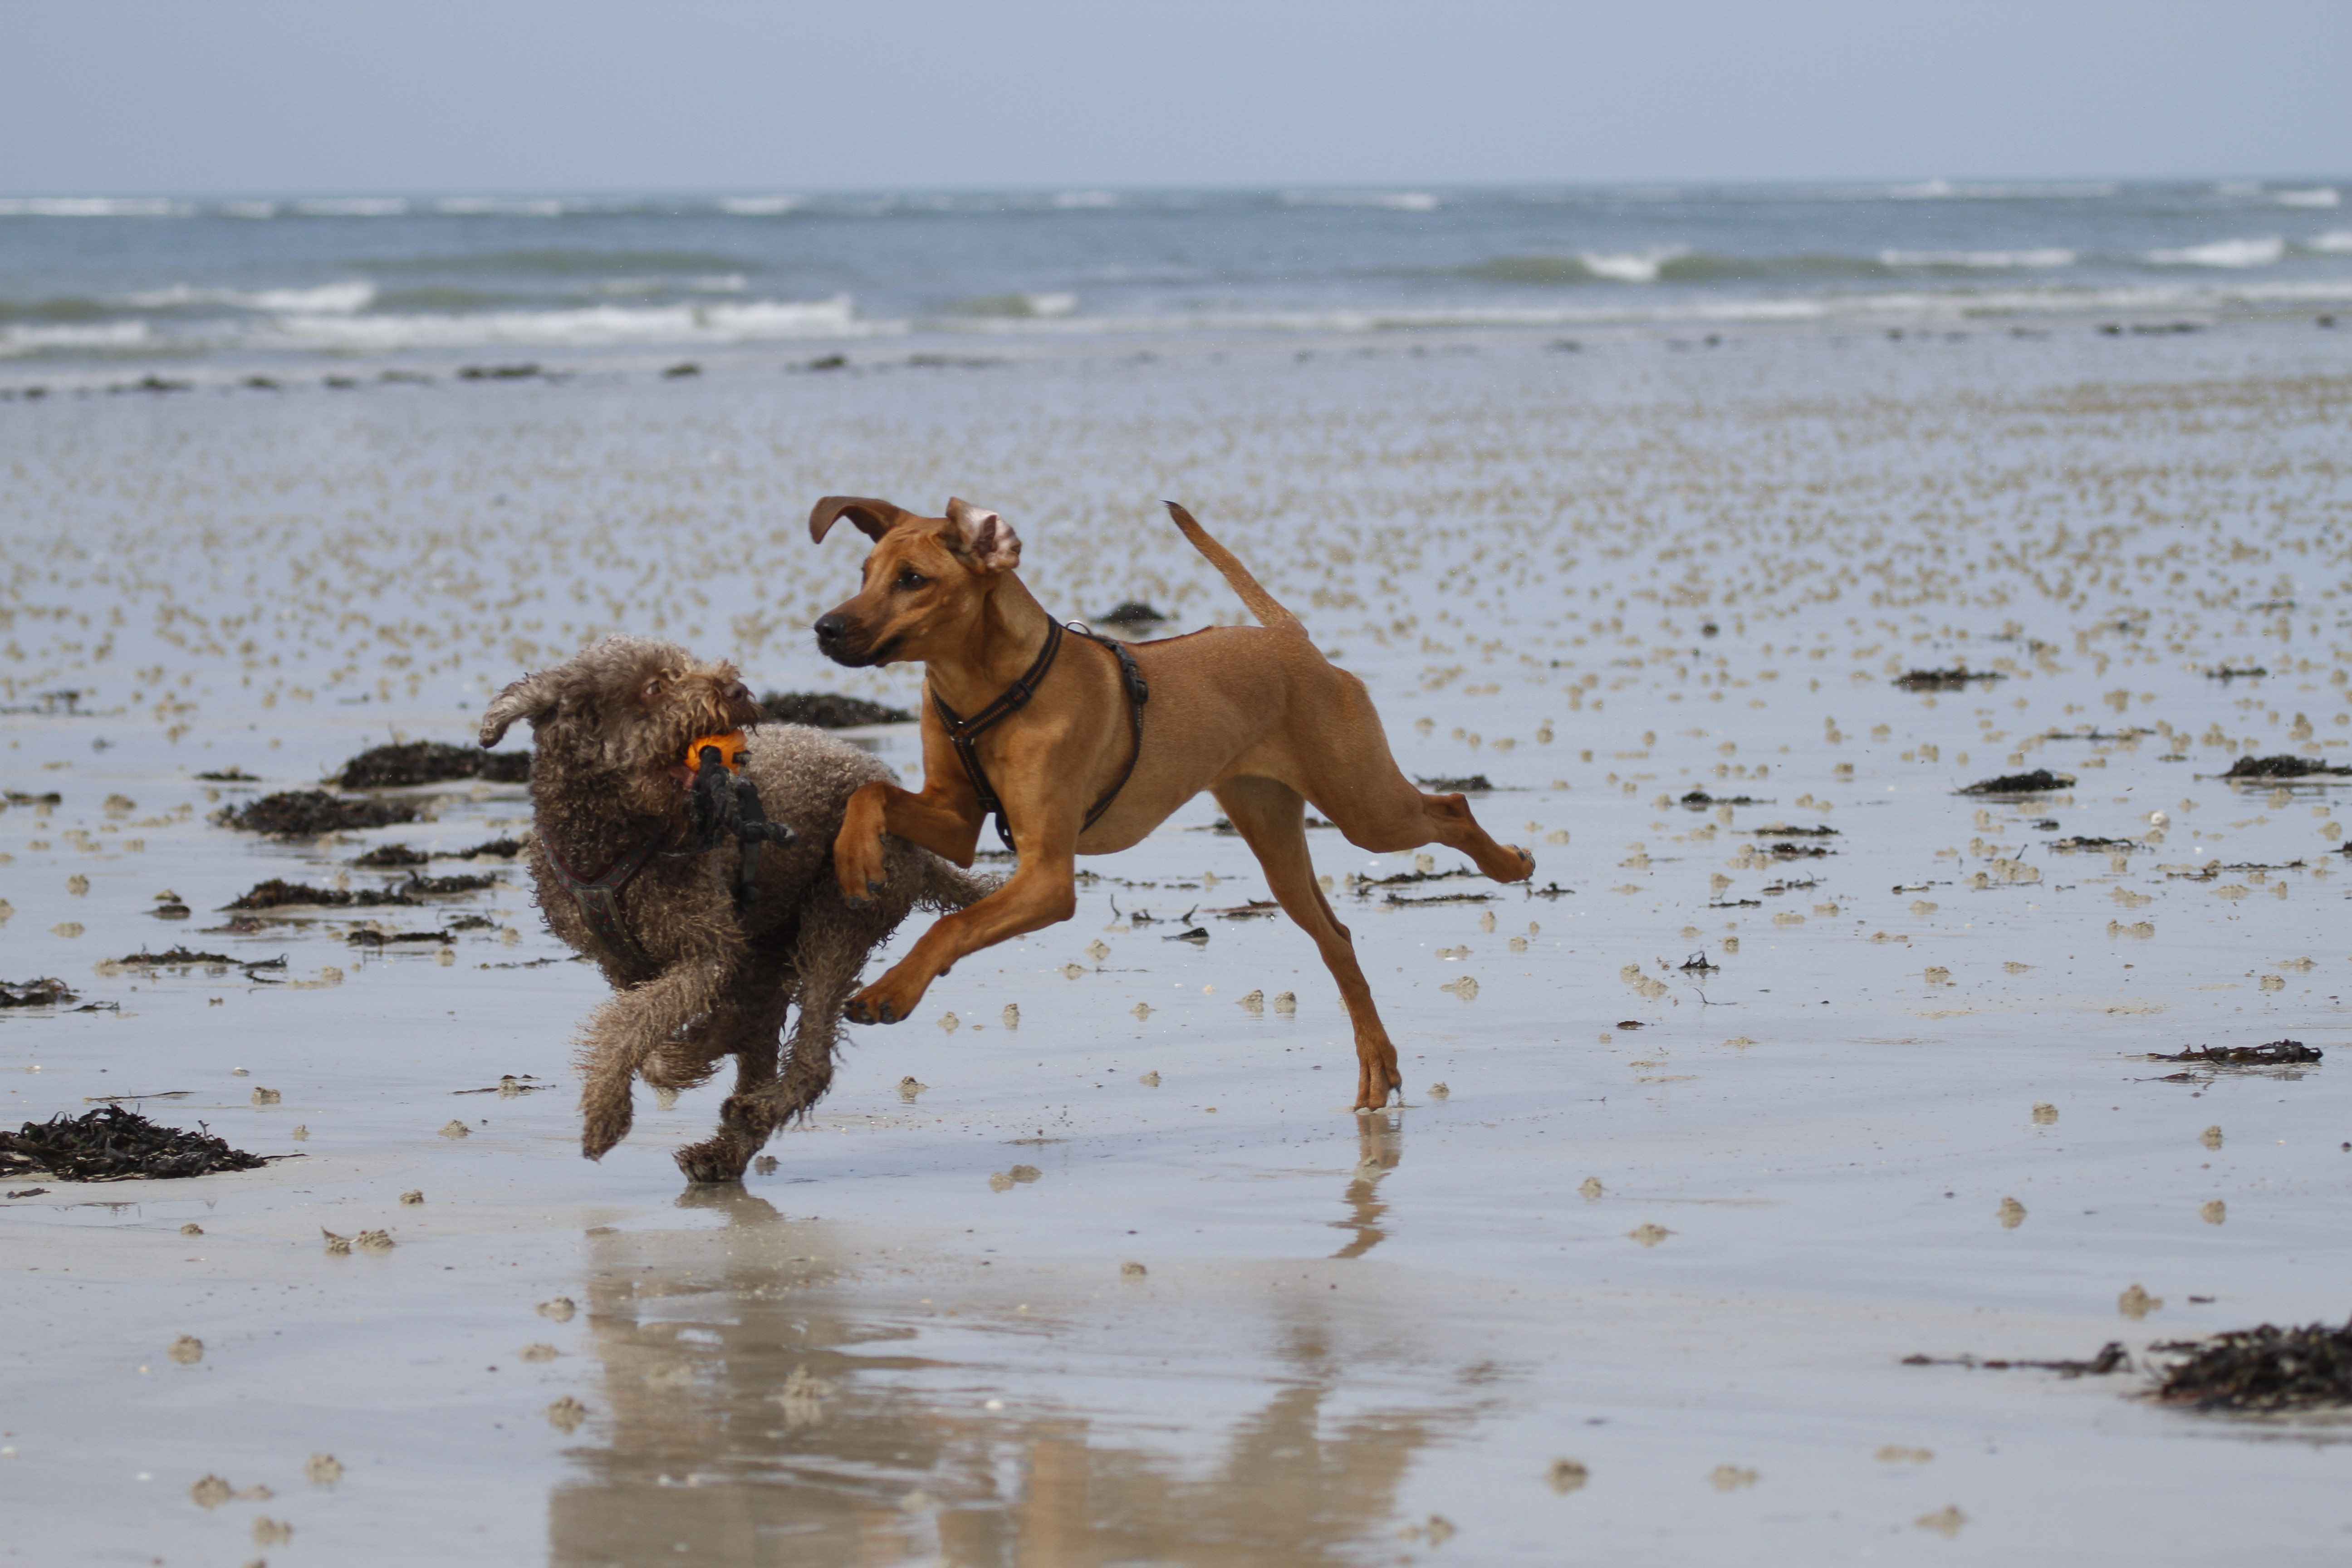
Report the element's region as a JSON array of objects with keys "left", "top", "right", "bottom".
[
  {"left": 847, "top": 970, "right": 924, "bottom": 1025},
  {"left": 835, "top": 838, "right": 889, "bottom": 909}
]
